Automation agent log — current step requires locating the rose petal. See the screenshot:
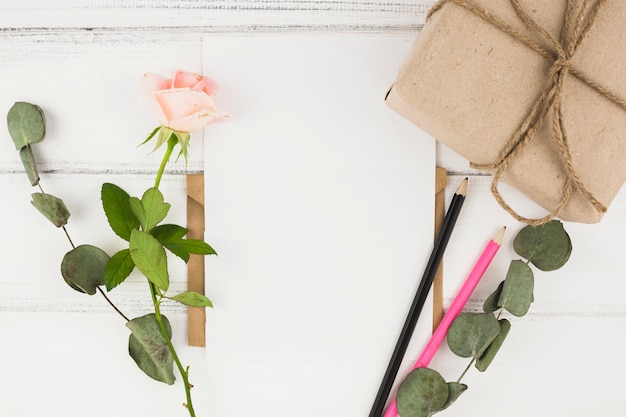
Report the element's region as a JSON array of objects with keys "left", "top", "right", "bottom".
[
  {"left": 171, "top": 70, "right": 202, "bottom": 89},
  {"left": 168, "top": 110, "right": 230, "bottom": 132},
  {"left": 154, "top": 88, "right": 220, "bottom": 132},
  {"left": 143, "top": 72, "right": 170, "bottom": 92},
  {"left": 140, "top": 73, "right": 170, "bottom": 126},
  {"left": 192, "top": 78, "right": 219, "bottom": 96}
]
